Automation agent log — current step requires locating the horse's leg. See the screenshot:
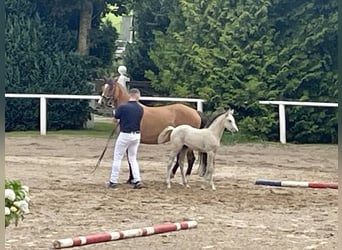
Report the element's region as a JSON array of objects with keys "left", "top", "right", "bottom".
[
  {"left": 172, "top": 146, "right": 188, "bottom": 178},
  {"left": 170, "top": 153, "right": 180, "bottom": 179},
  {"left": 185, "top": 150, "right": 195, "bottom": 177},
  {"left": 179, "top": 148, "right": 189, "bottom": 187},
  {"left": 126, "top": 150, "right": 134, "bottom": 184}
]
